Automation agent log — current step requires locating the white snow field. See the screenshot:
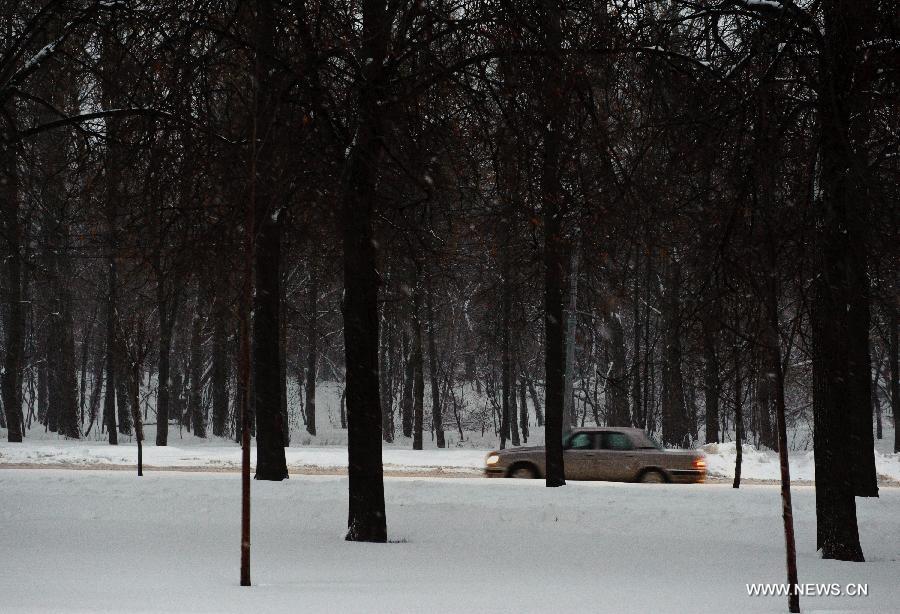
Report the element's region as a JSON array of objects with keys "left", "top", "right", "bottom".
[{"left": 1, "top": 470, "right": 898, "bottom": 614}]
